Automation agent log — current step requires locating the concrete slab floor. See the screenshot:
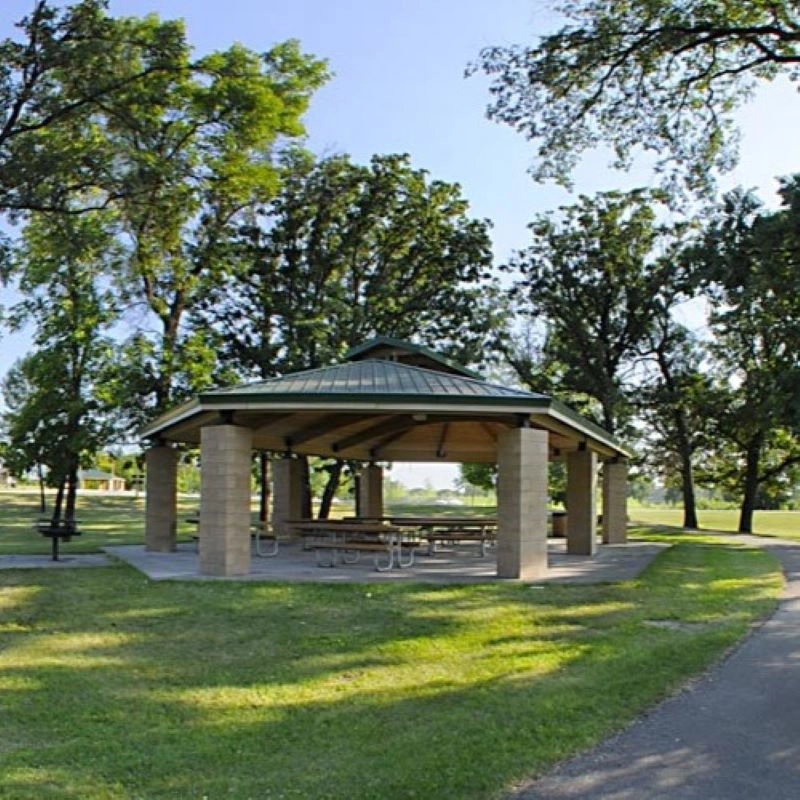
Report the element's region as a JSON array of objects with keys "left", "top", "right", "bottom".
[{"left": 103, "top": 539, "right": 668, "bottom": 584}]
